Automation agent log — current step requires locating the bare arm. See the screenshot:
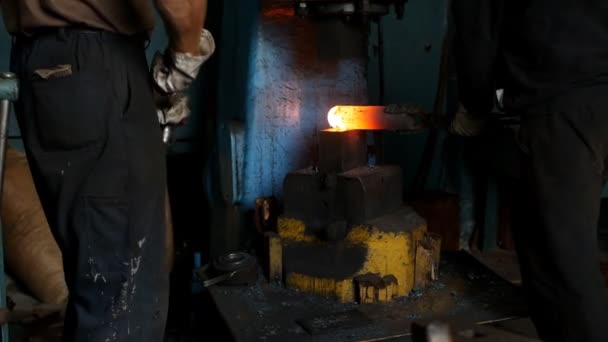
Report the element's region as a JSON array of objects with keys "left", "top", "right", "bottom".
[
  {"left": 151, "top": 0, "right": 215, "bottom": 129},
  {"left": 155, "top": 0, "right": 208, "bottom": 54}
]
